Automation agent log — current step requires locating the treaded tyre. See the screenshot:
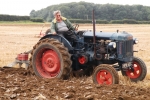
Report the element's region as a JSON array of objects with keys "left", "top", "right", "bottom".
[
  {"left": 121, "top": 57, "right": 147, "bottom": 82},
  {"left": 31, "top": 38, "right": 72, "bottom": 79},
  {"left": 92, "top": 64, "right": 119, "bottom": 85}
]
